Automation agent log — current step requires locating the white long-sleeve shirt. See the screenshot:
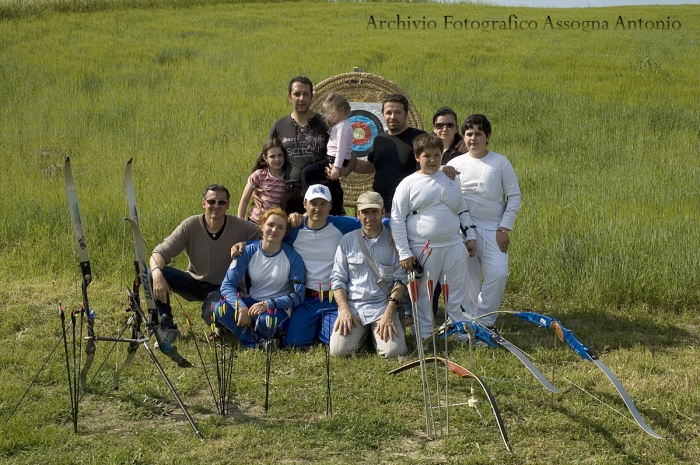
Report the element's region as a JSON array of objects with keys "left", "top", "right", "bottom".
[
  {"left": 391, "top": 170, "right": 476, "bottom": 261},
  {"left": 447, "top": 151, "right": 521, "bottom": 230}
]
